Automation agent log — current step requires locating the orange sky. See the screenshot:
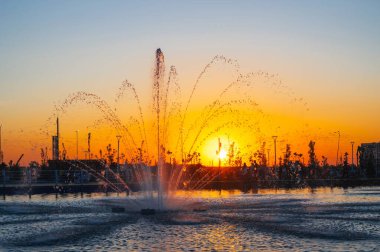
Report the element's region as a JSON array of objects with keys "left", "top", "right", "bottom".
[{"left": 1, "top": 54, "right": 377, "bottom": 166}]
